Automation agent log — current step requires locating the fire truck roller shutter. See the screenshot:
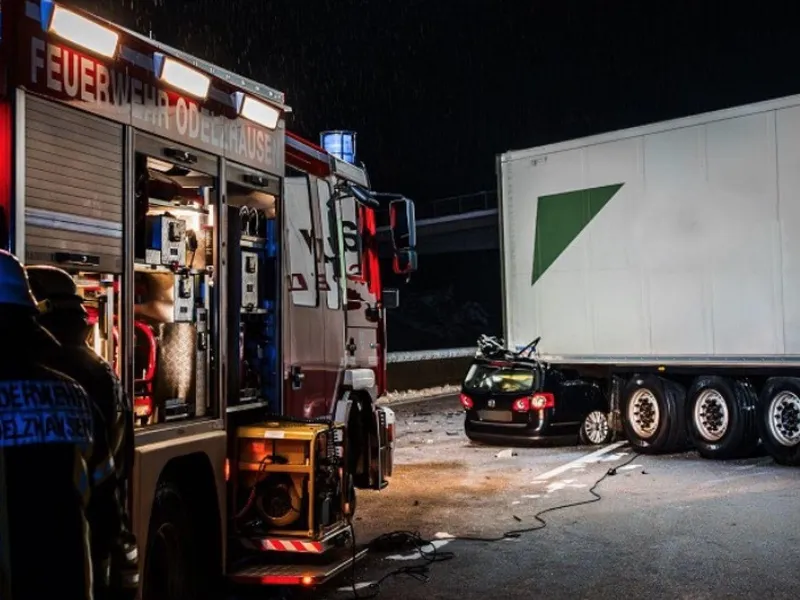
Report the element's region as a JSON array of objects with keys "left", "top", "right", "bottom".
[{"left": 24, "top": 95, "right": 124, "bottom": 273}]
